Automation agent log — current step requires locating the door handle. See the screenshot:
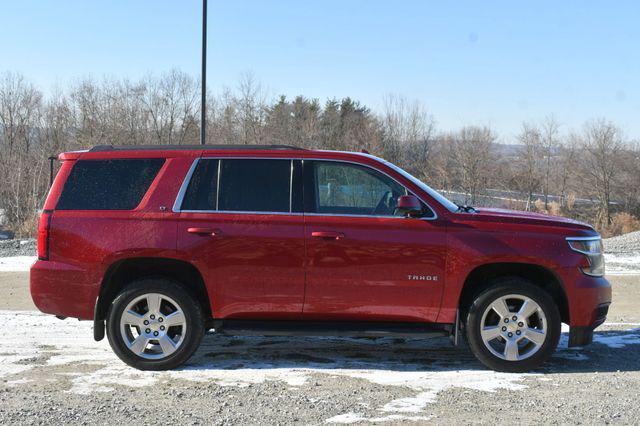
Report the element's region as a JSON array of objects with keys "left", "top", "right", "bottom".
[
  {"left": 311, "top": 231, "right": 345, "bottom": 240},
  {"left": 187, "top": 227, "right": 222, "bottom": 237}
]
